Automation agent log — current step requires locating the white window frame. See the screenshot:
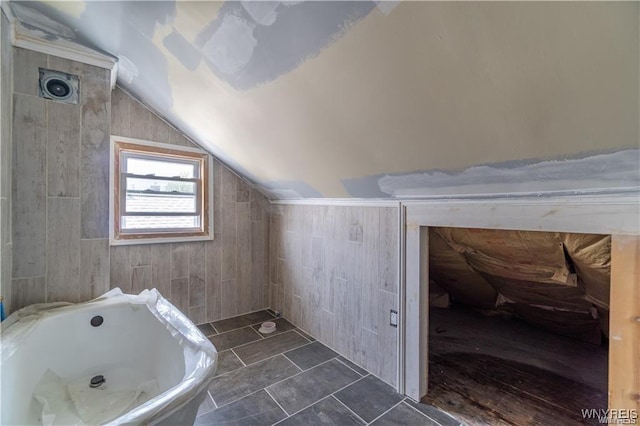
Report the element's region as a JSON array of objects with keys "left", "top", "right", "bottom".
[{"left": 109, "top": 135, "right": 214, "bottom": 246}]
